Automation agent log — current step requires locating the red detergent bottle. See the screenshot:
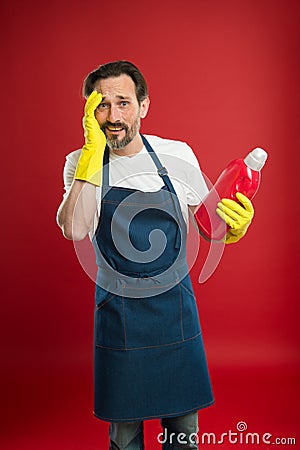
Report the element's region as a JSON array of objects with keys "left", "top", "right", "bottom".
[{"left": 195, "top": 147, "right": 268, "bottom": 241}]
